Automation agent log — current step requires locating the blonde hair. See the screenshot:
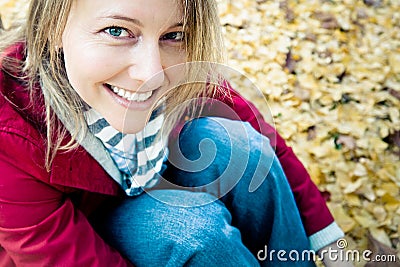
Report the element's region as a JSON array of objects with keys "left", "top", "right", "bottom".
[{"left": 0, "top": 0, "right": 225, "bottom": 170}]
